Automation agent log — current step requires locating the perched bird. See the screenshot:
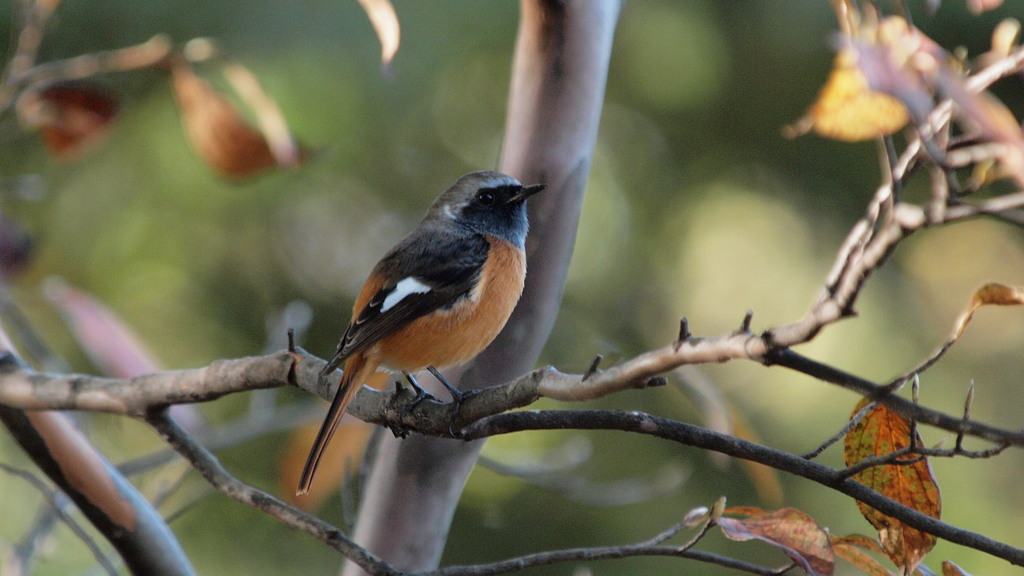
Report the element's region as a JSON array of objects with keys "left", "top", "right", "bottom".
[{"left": 298, "top": 171, "right": 545, "bottom": 494}]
